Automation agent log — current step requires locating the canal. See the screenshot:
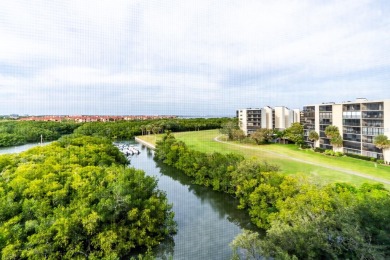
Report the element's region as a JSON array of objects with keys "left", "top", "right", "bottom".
[
  {"left": 0, "top": 141, "right": 257, "bottom": 259},
  {"left": 130, "top": 141, "right": 256, "bottom": 259}
]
